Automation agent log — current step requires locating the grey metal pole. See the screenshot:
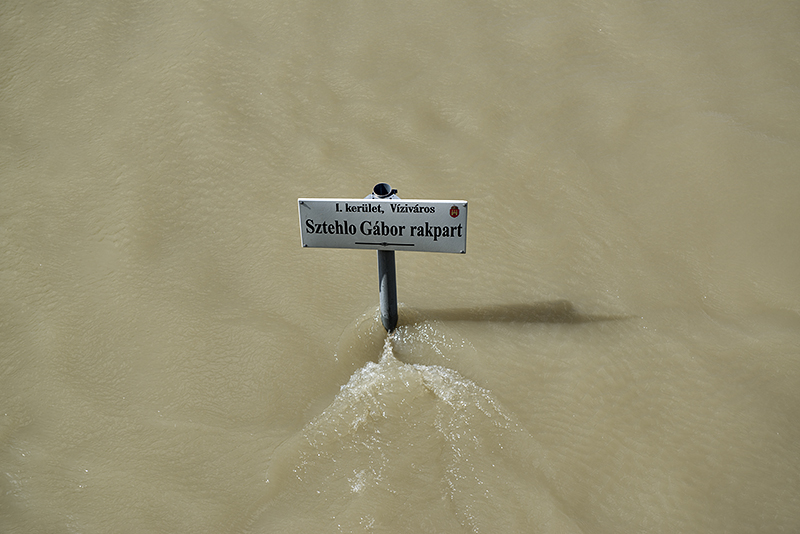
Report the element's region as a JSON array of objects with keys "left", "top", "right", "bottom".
[
  {"left": 368, "top": 183, "right": 399, "bottom": 332},
  {"left": 378, "top": 250, "right": 398, "bottom": 332}
]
